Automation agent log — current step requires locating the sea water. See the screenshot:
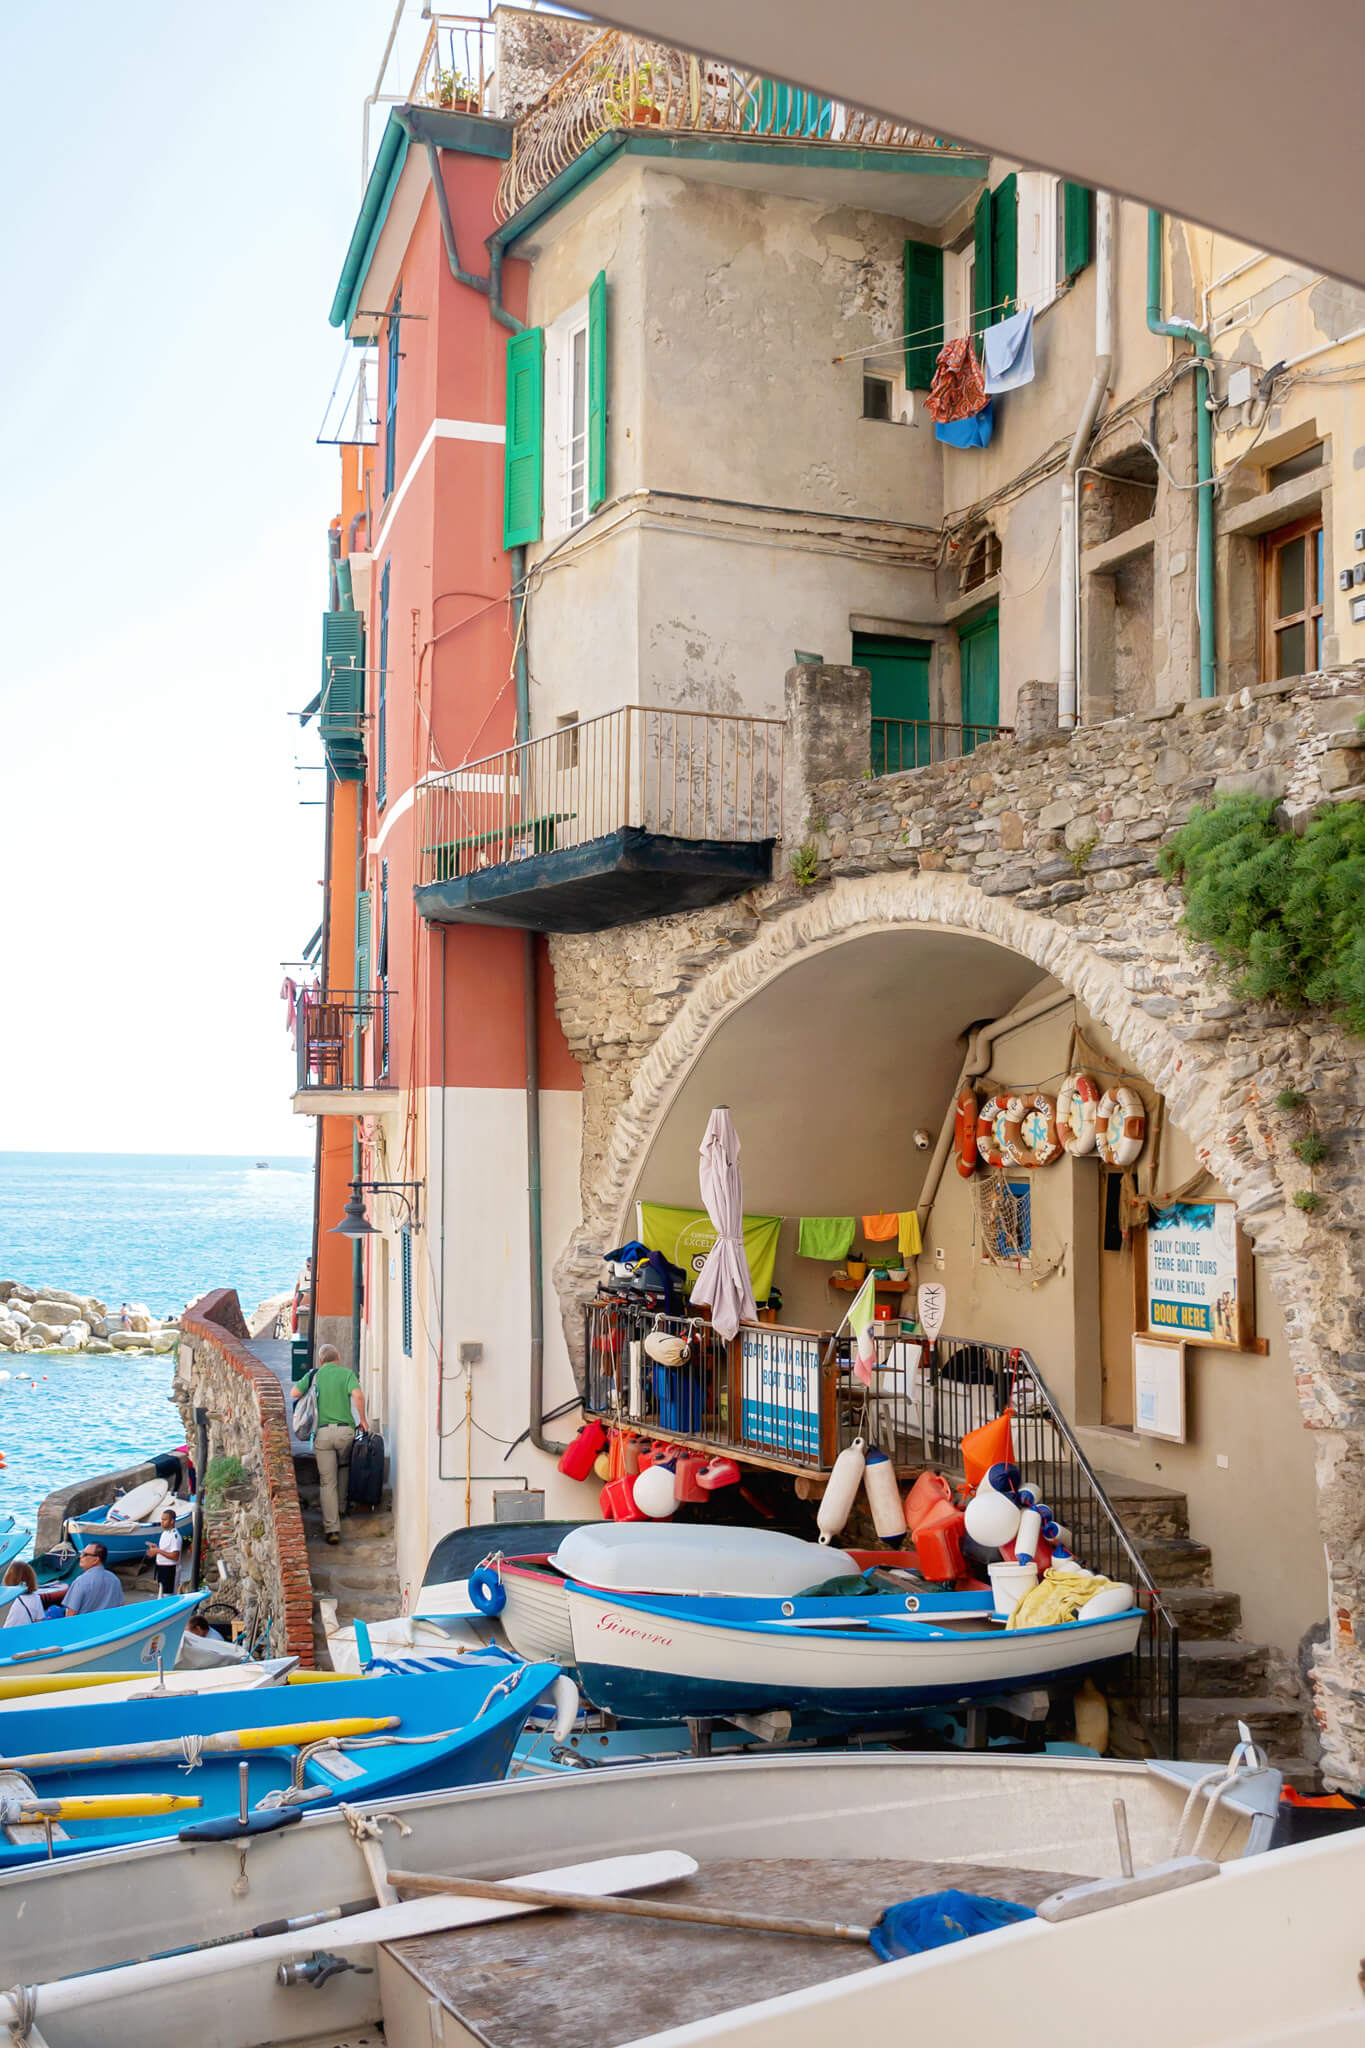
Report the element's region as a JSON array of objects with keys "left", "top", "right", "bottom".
[{"left": 0, "top": 1152, "right": 313, "bottom": 1534}]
